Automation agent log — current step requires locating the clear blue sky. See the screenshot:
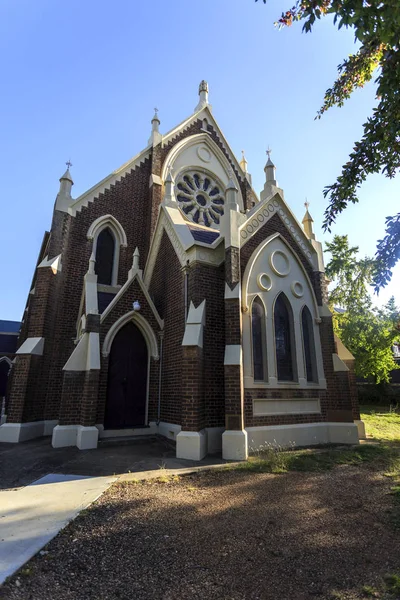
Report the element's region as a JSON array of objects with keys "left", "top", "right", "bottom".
[{"left": 1, "top": 0, "right": 398, "bottom": 321}]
